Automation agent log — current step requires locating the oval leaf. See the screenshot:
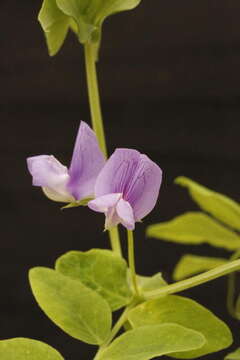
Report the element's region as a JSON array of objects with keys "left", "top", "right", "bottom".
[
  {"left": 146, "top": 212, "right": 240, "bottom": 251},
  {"left": 225, "top": 348, "right": 240, "bottom": 360},
  {"left": 96, "top": 323, "right": 205, "bottom": 360},
  {"left": 173, "top": 254, "right": 228, "bottom": 281},
  {"left": 0, "top": 338, "right": 64, "bottom": 360},
  {"left": 128, "top": 295, "right": 232, "bottom": 358},
  {"left": 55, "top": 249, "right": 132, "bottom": 311},
  {"left": 175, "top": 176, "right": 240, "bottom": 231},
  {"left": 29, "top": 267, "right": 112, "bottom": 345}
]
